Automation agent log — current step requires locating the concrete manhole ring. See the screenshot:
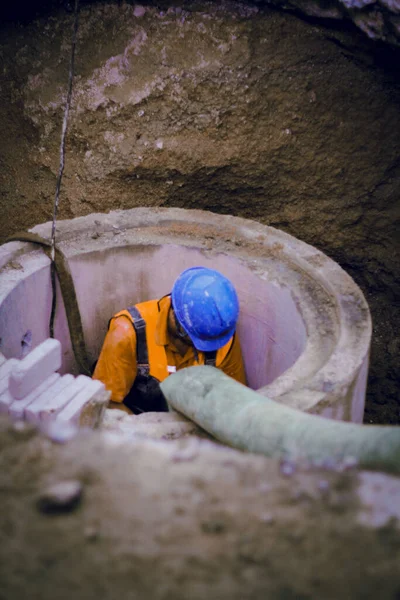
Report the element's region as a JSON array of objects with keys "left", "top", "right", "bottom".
[{"left": 0, "top": 207, "right": 371, "bottom": 423}]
